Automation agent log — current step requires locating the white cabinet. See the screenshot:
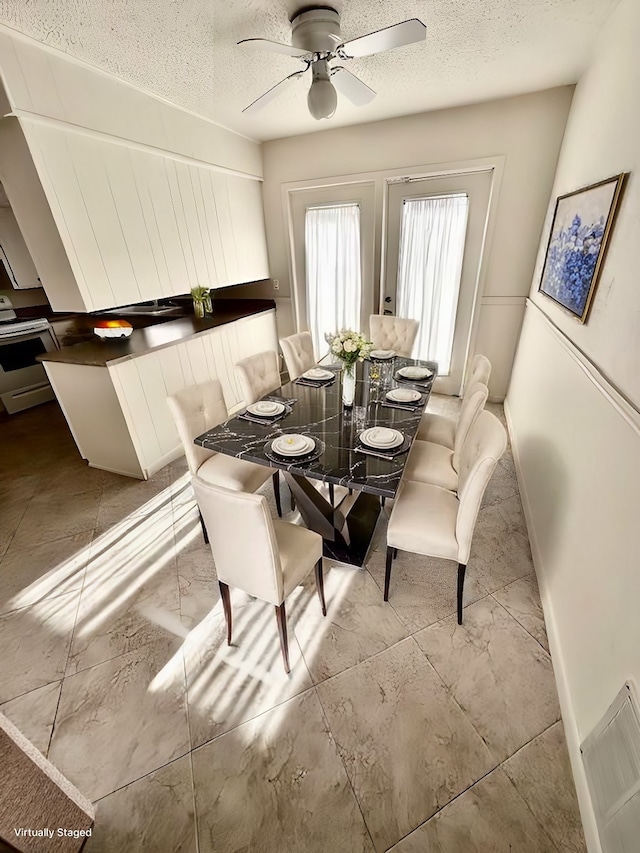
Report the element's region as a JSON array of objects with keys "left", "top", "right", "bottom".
[
  {"left": 43, "top": 309, "right": 278, "bottom": 478},
  {"left": 22, "top": 119, "right": 270, "bottom": 312},
  {"left": 0, "top": 207, "right": 40, "bottom": 289}
]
